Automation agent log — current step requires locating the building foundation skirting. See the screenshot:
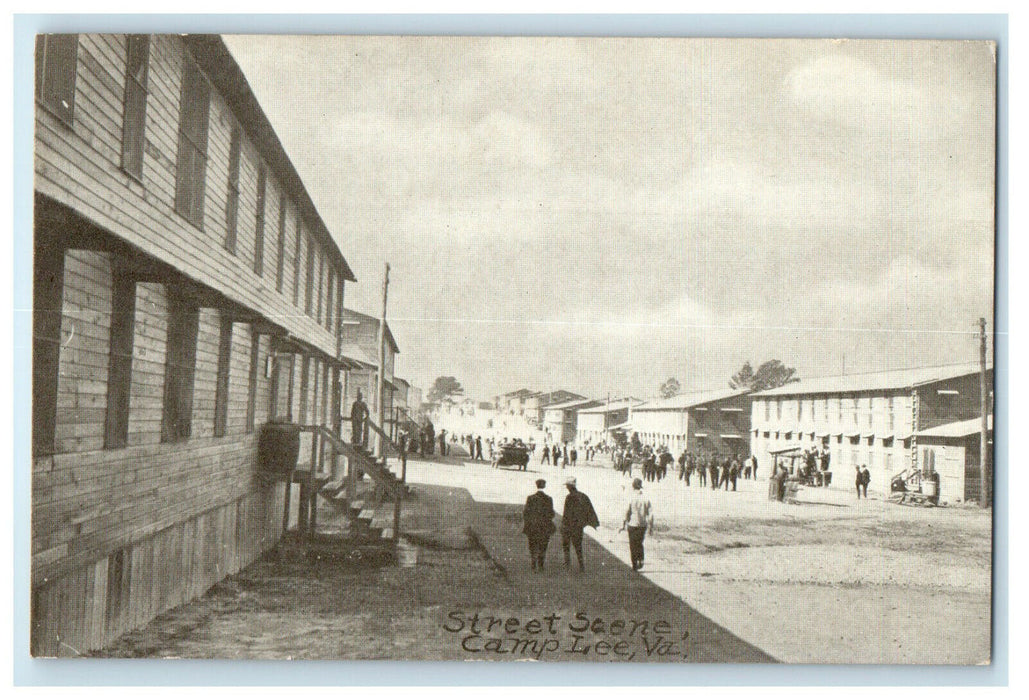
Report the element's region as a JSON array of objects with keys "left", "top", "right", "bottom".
[{"left": 30, "top": 479, "right": 285, "bottom": 657}]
